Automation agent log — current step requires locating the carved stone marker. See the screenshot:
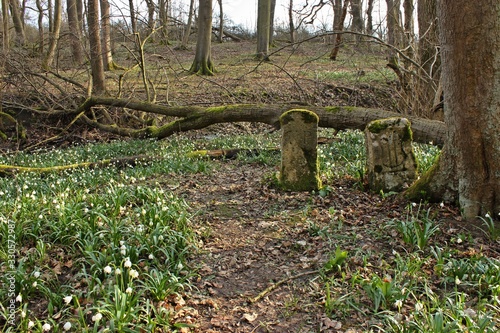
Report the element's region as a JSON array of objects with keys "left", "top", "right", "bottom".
[
  {"left": 365, "top": 117, "right": 417, "bottom": 193},
  {"left": 279, "top": 109, "right": 321, "bottom": 191}
]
